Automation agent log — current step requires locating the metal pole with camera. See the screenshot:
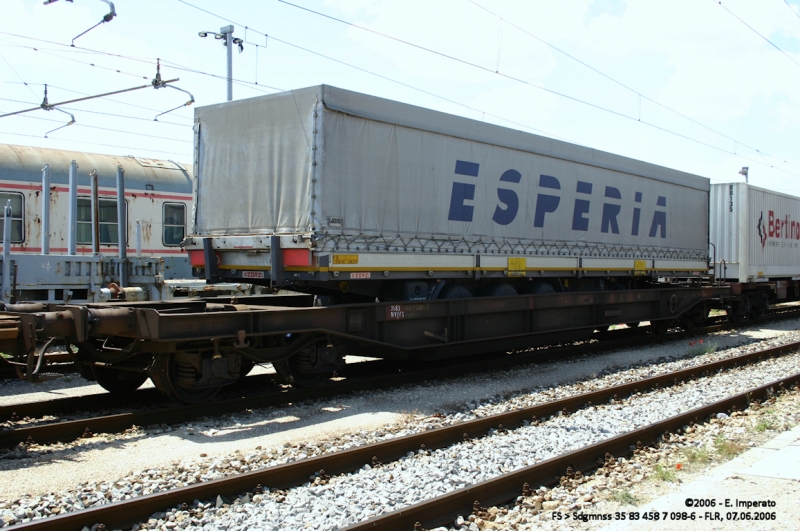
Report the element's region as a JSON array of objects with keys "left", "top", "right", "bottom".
[{"left": 198, "top": 25, "right": 244, "bottom": 102}]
